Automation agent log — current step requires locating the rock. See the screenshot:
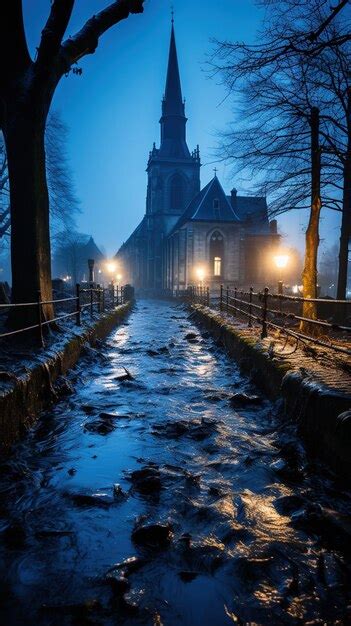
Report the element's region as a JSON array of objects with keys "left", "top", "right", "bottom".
[
  {"left": 130, "top": 467, "right": 162, "bottom": 494},
  {"left": 131, "top": 523, "right": 173, "bottom": 549},
  {"left": 185, "top": 332, "right": 198, "bottom": 341},
  {"left": 53, "top": 377, "right": 74, "bottom": 397},
  {"left": 107, "top": 556, "right": 148, "bottom": 576},
  {"left": 335, "top": 411, "right": 351, "bottom": 443},
  {"left": 147, "top": 349, "right": 159, "bottom": 357},
  {"left": 81, "top": 404, "right": 97, "bottom": 414},
  {"left": 106, "top": 573, "right": 130, "bottom": 596},
  {"left": 229, "top": 393, "right": 262, "bottom": 407},
  {"left": 274, "top": 495, "right": 306, "bottom": 515},
  {"left": 67, "top": 468, "right": 76, "bottom": 476},
  {"left": 178, "top": 532, "right": 192, "bottom": 549},
  {"left": 67, "top": 493, "right": 114, "bottom": 508},
  {"left": 84, "top": 420, "right": 115, "bottom": 435},
  {"left": 100, "top": 412, "right": 130, "bottom": 420},
  {"left": 113, "top": 484, "right": 127, "bottom": 499}
]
